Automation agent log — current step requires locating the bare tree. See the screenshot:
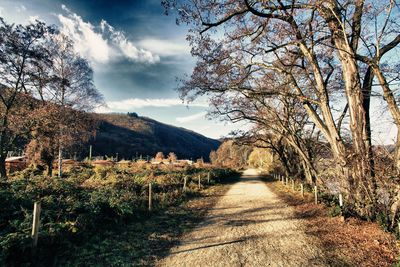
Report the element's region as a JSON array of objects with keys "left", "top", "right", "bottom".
[
  {"left": 28, "top": 33, "right": 103, "bottom": 176},
  {"left": 0, "top": 18, "right": 54, "bottom": 178},
  {"left": 164, "top": 0, "right": 400, "bottom": 217}
]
